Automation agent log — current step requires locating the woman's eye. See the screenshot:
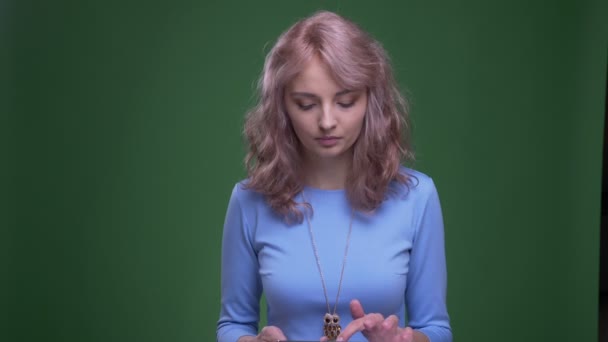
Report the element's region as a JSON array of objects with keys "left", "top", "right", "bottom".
[
  {"left": 338, "top": 102, "right": 355, "bottom": 108},
  {"left": 297, "top": 103, "right": 315, "bottom": 111}
]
